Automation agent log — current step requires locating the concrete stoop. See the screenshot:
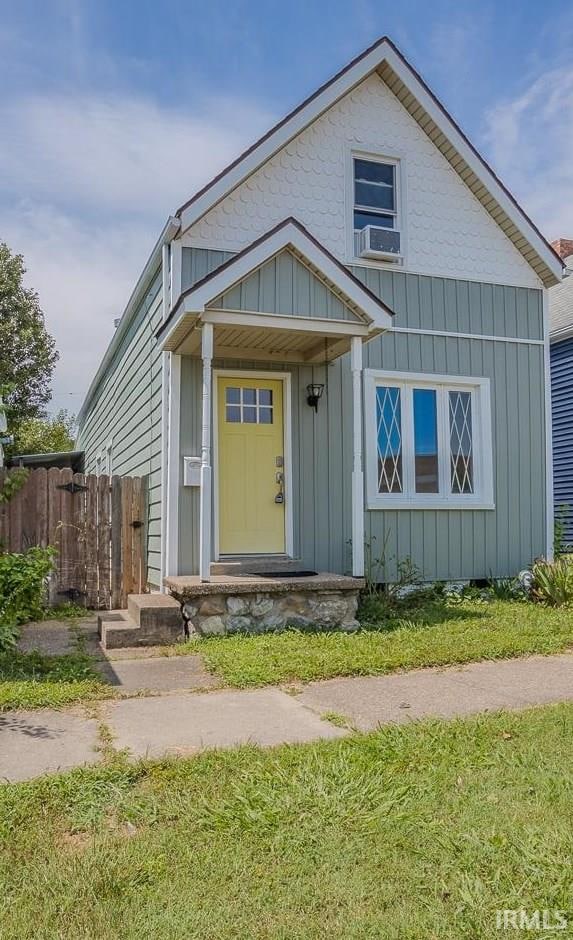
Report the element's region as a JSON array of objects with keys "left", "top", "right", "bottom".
[{"left": 98, "top": 593, "right": 184, "bottom": 649}]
